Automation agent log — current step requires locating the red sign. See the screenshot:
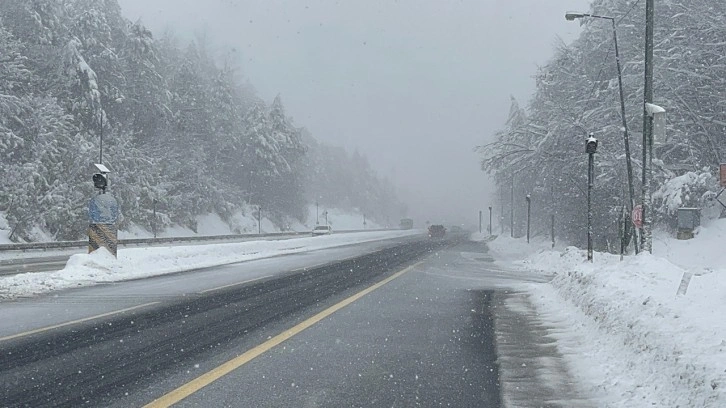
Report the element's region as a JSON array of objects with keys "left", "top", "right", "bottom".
[
  {"left": 720, "top": 164, "right": 726, "bottom": 188},
  {"left": 632, "top": 205, "right": 643, "bottom": 228}
]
